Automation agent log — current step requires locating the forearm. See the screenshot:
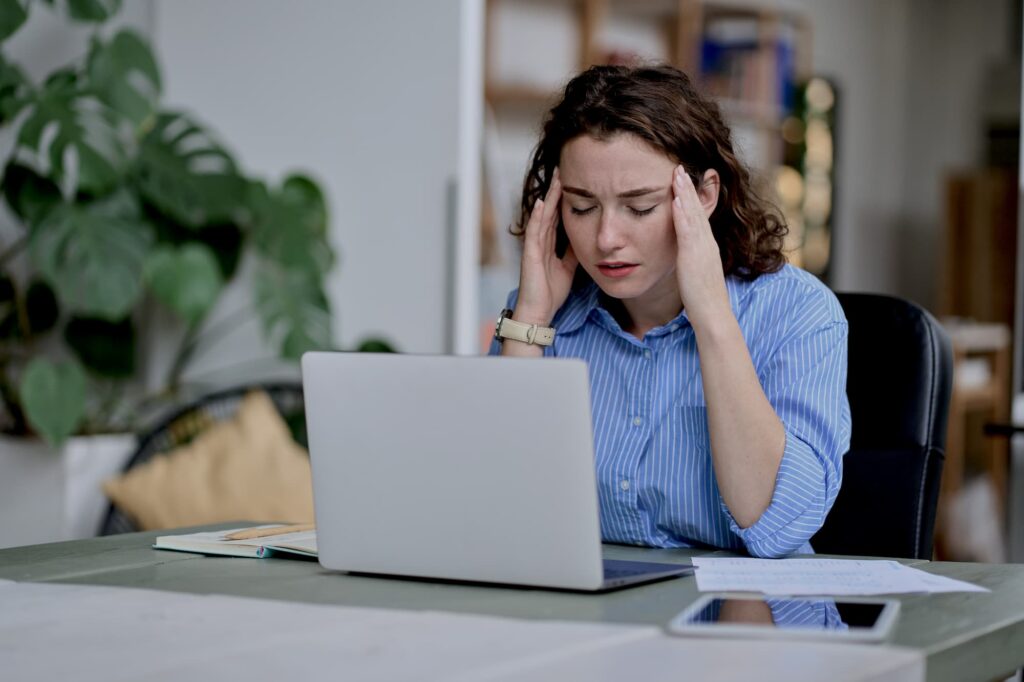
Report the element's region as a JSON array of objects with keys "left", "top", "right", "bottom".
[{"left": 693, "top": 311, "right": 786, "bottom": 529}]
